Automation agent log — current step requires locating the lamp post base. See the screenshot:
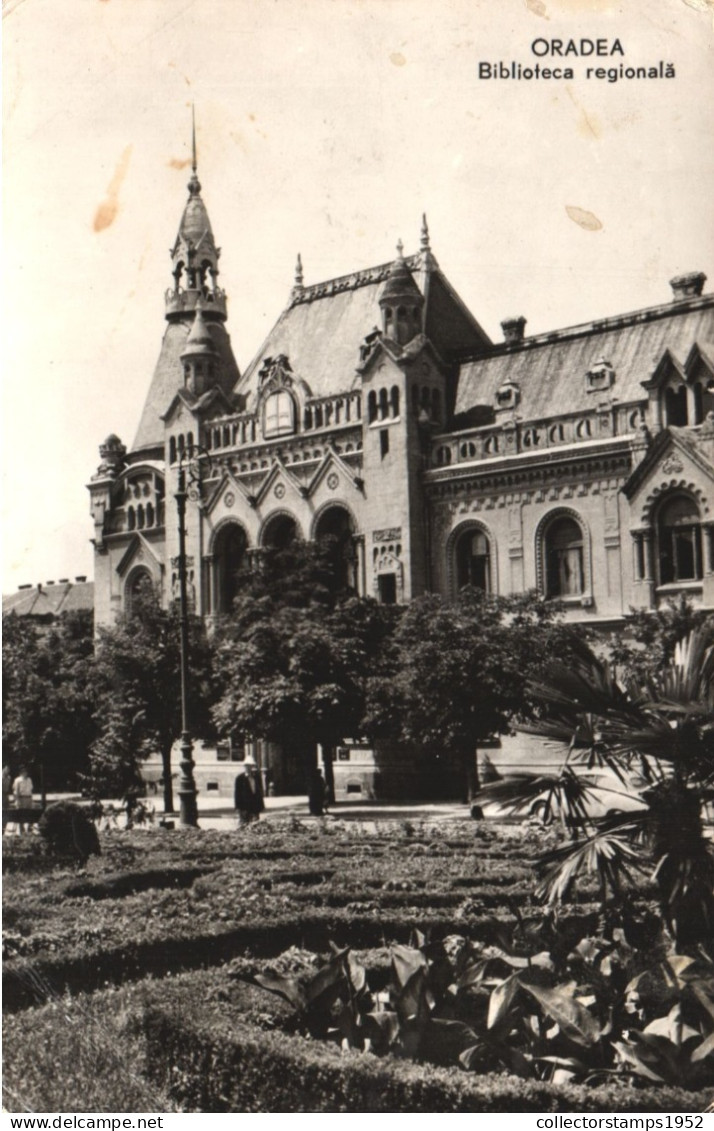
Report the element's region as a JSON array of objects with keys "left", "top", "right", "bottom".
[{"left": 178, "top": 731, "right": 199, "bottom": 828}]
